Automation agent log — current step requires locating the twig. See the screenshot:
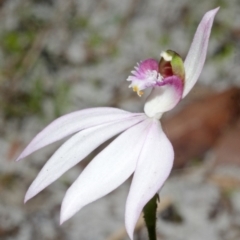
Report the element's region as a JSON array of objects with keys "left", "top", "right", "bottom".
[{"left": 208, "top": 174, "right": 240, "bottom": 190}]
